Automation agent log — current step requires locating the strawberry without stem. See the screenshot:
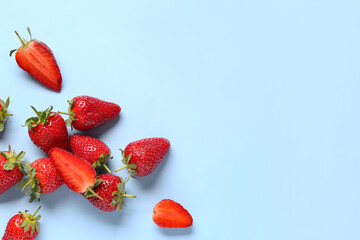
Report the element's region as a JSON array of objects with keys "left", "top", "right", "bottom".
[
  {"left": 59, "top": 95, "right": 120, "bottom": 131},
  {"left": 48, "top": 148, "right": 102, "bottom": 199},
  {"left": 24, "top": 106, "right": 68, "bottom": 154},
  {"left": 0, "top": 97, "right": 13, "bottom": 132},
  {"left": 153, "top": 199, "right": 193, "bottom": 228},
  {"left": 17, "top": 158, "right": 63, "bottom": 203},
  {"left": 0, "top": 147, "right": 26, "bottom": 195},
  {"left": 2, "top": 206, "right": 41, "bottom": 240},
  {"left": 115, "top": 138, "right": 170, "bottom": 177},
  {"left": 84, "top": 174, "right": 136, "bottom": 212},
  {"left": 69, "top": 134, "right": 112, "bottom": 173},
  {"left": 10, "top": 28, "right": 62, "bottom": 92}
]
